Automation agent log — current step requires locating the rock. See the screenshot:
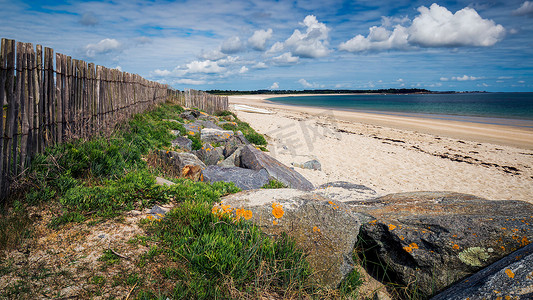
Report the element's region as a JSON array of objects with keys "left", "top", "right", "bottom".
[
  {"left": 431, "top": 243, "right": 533, "bottom": 300},
  {"left": 159, "top": 150, "right": 206, "bottom": 181},
  {"left": 200, "top": 128, "right": 235, "bottom": 143},
  {"left": 223, "top": 135, "right": 248, "bottom": 158},
  {"left": 155, "top": 177, "right": 176, "bottom": 186},
  {"left": 234, "top": 131, "right": 250, "bottom": 145},
  {"left": 218, "top": 189, "right": 363, "bottom": 288},
  {"left": 202, "top": 166, "right": 269, "bottom": 190},
  {"left": 218, "top": 147, "right": 243, "bottom": 167},
  {"left": 315, "top": 181, "right": 377, "bottom": 202},
  {"left": 171, "top": 136, "right": 193, "bottom": 151},
  {"left": 193, "top": 143, "right": 224, "bottom": 166},
  {"left": 193, "top": 119, "right": 222, "bottom": 130},
  {"left": 353, "top": 191, "right": 533, "bottom": 298},
  {"left": 292, "top": 159, "right": 322, "bottom": 170},
  {"left": 183, "top": 123, "right": 202, "bottom": 135},
  {"left": 149, "top": 205, "right": 169, "bottom": 219},
  {"left": 239, "top": 145, "right": 314, "bottom": 191},
  {"left": 180, "top": 110, "right": 201, "bottom": 121}
]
